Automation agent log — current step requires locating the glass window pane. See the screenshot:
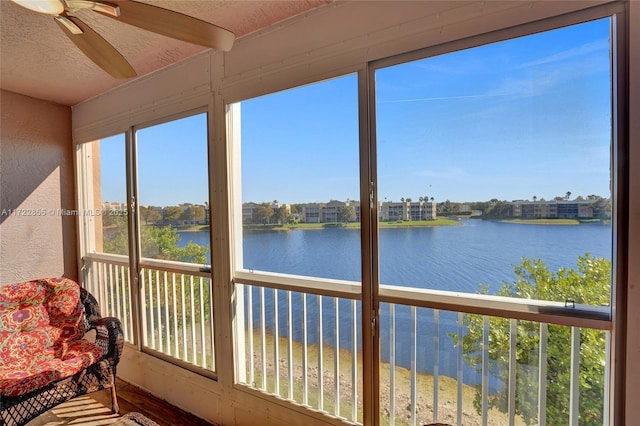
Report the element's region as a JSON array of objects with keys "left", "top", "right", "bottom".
[
  {"left": 237, "top": 74, "right": 361, "bottom": 282},
  {"left": 232, "top": 75, "right": 362, "bottom": 423},
  {"left": 375, "top": 19, "right": 612, "bottom": 306},
  {"left": 379, "top": 304, "right": 607, "bottom": 425},
  {"left": 94, "top": 134, "right": 128, "bottom": 255},
  {"left": 135, "top": 113, "right": 215, "bottom": 372},
  {"left": 135, "top": 113, "right": 210, "bottom": 265}
]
